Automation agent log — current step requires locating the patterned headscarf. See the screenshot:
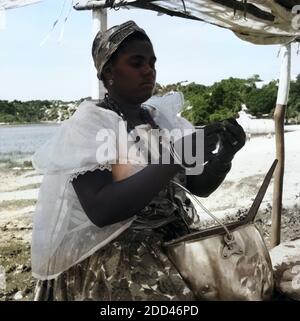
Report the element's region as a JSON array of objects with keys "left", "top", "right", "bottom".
[{"left": 92, "top": 20, "right": 150, "bottom": 77}]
